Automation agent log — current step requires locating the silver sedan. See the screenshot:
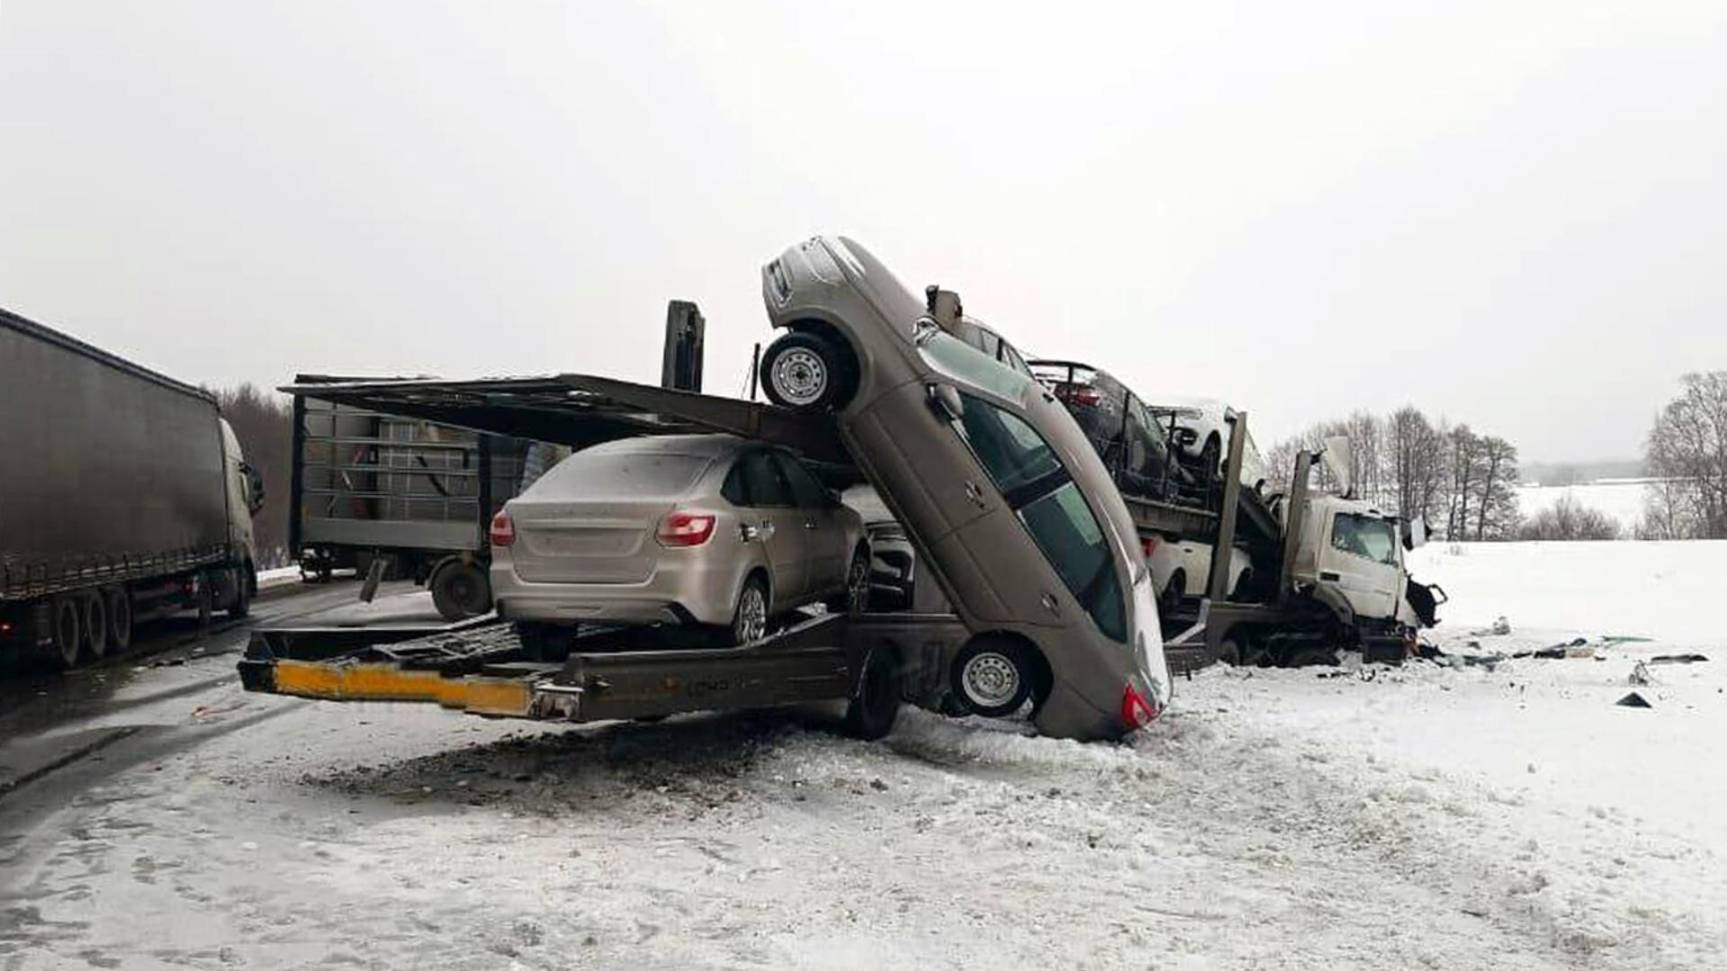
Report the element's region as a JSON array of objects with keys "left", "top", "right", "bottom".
[{"left": 490, "top": 434, "right": 869, "bottom": 657}]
